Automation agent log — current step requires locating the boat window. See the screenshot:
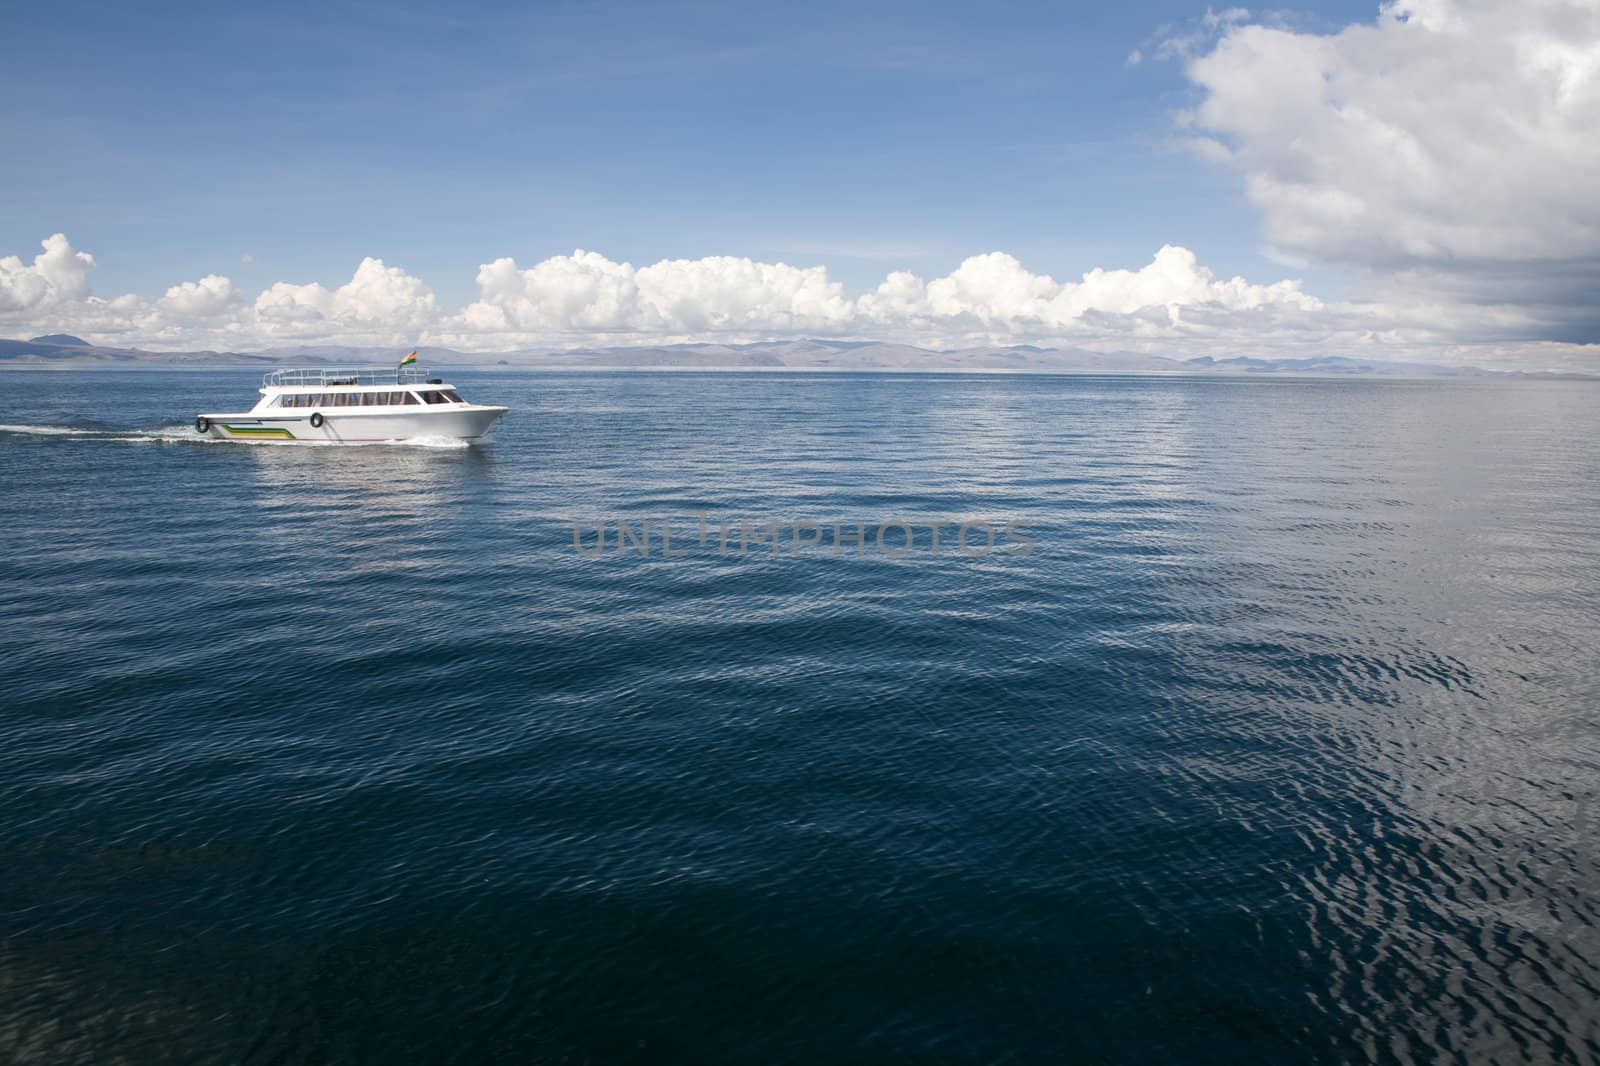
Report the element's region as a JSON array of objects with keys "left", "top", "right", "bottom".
[
  {"left": 423, "top": 390, "right": 447, "bottom": 404},
  {"left": 442, "top": 389, "right": 464, "bottom": 403},
  {"left": 403, "top": 391, "right": 421, "bottom": 405},
  {"left": 279, "top": 394, "right": 294, "bottom": 408}
]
